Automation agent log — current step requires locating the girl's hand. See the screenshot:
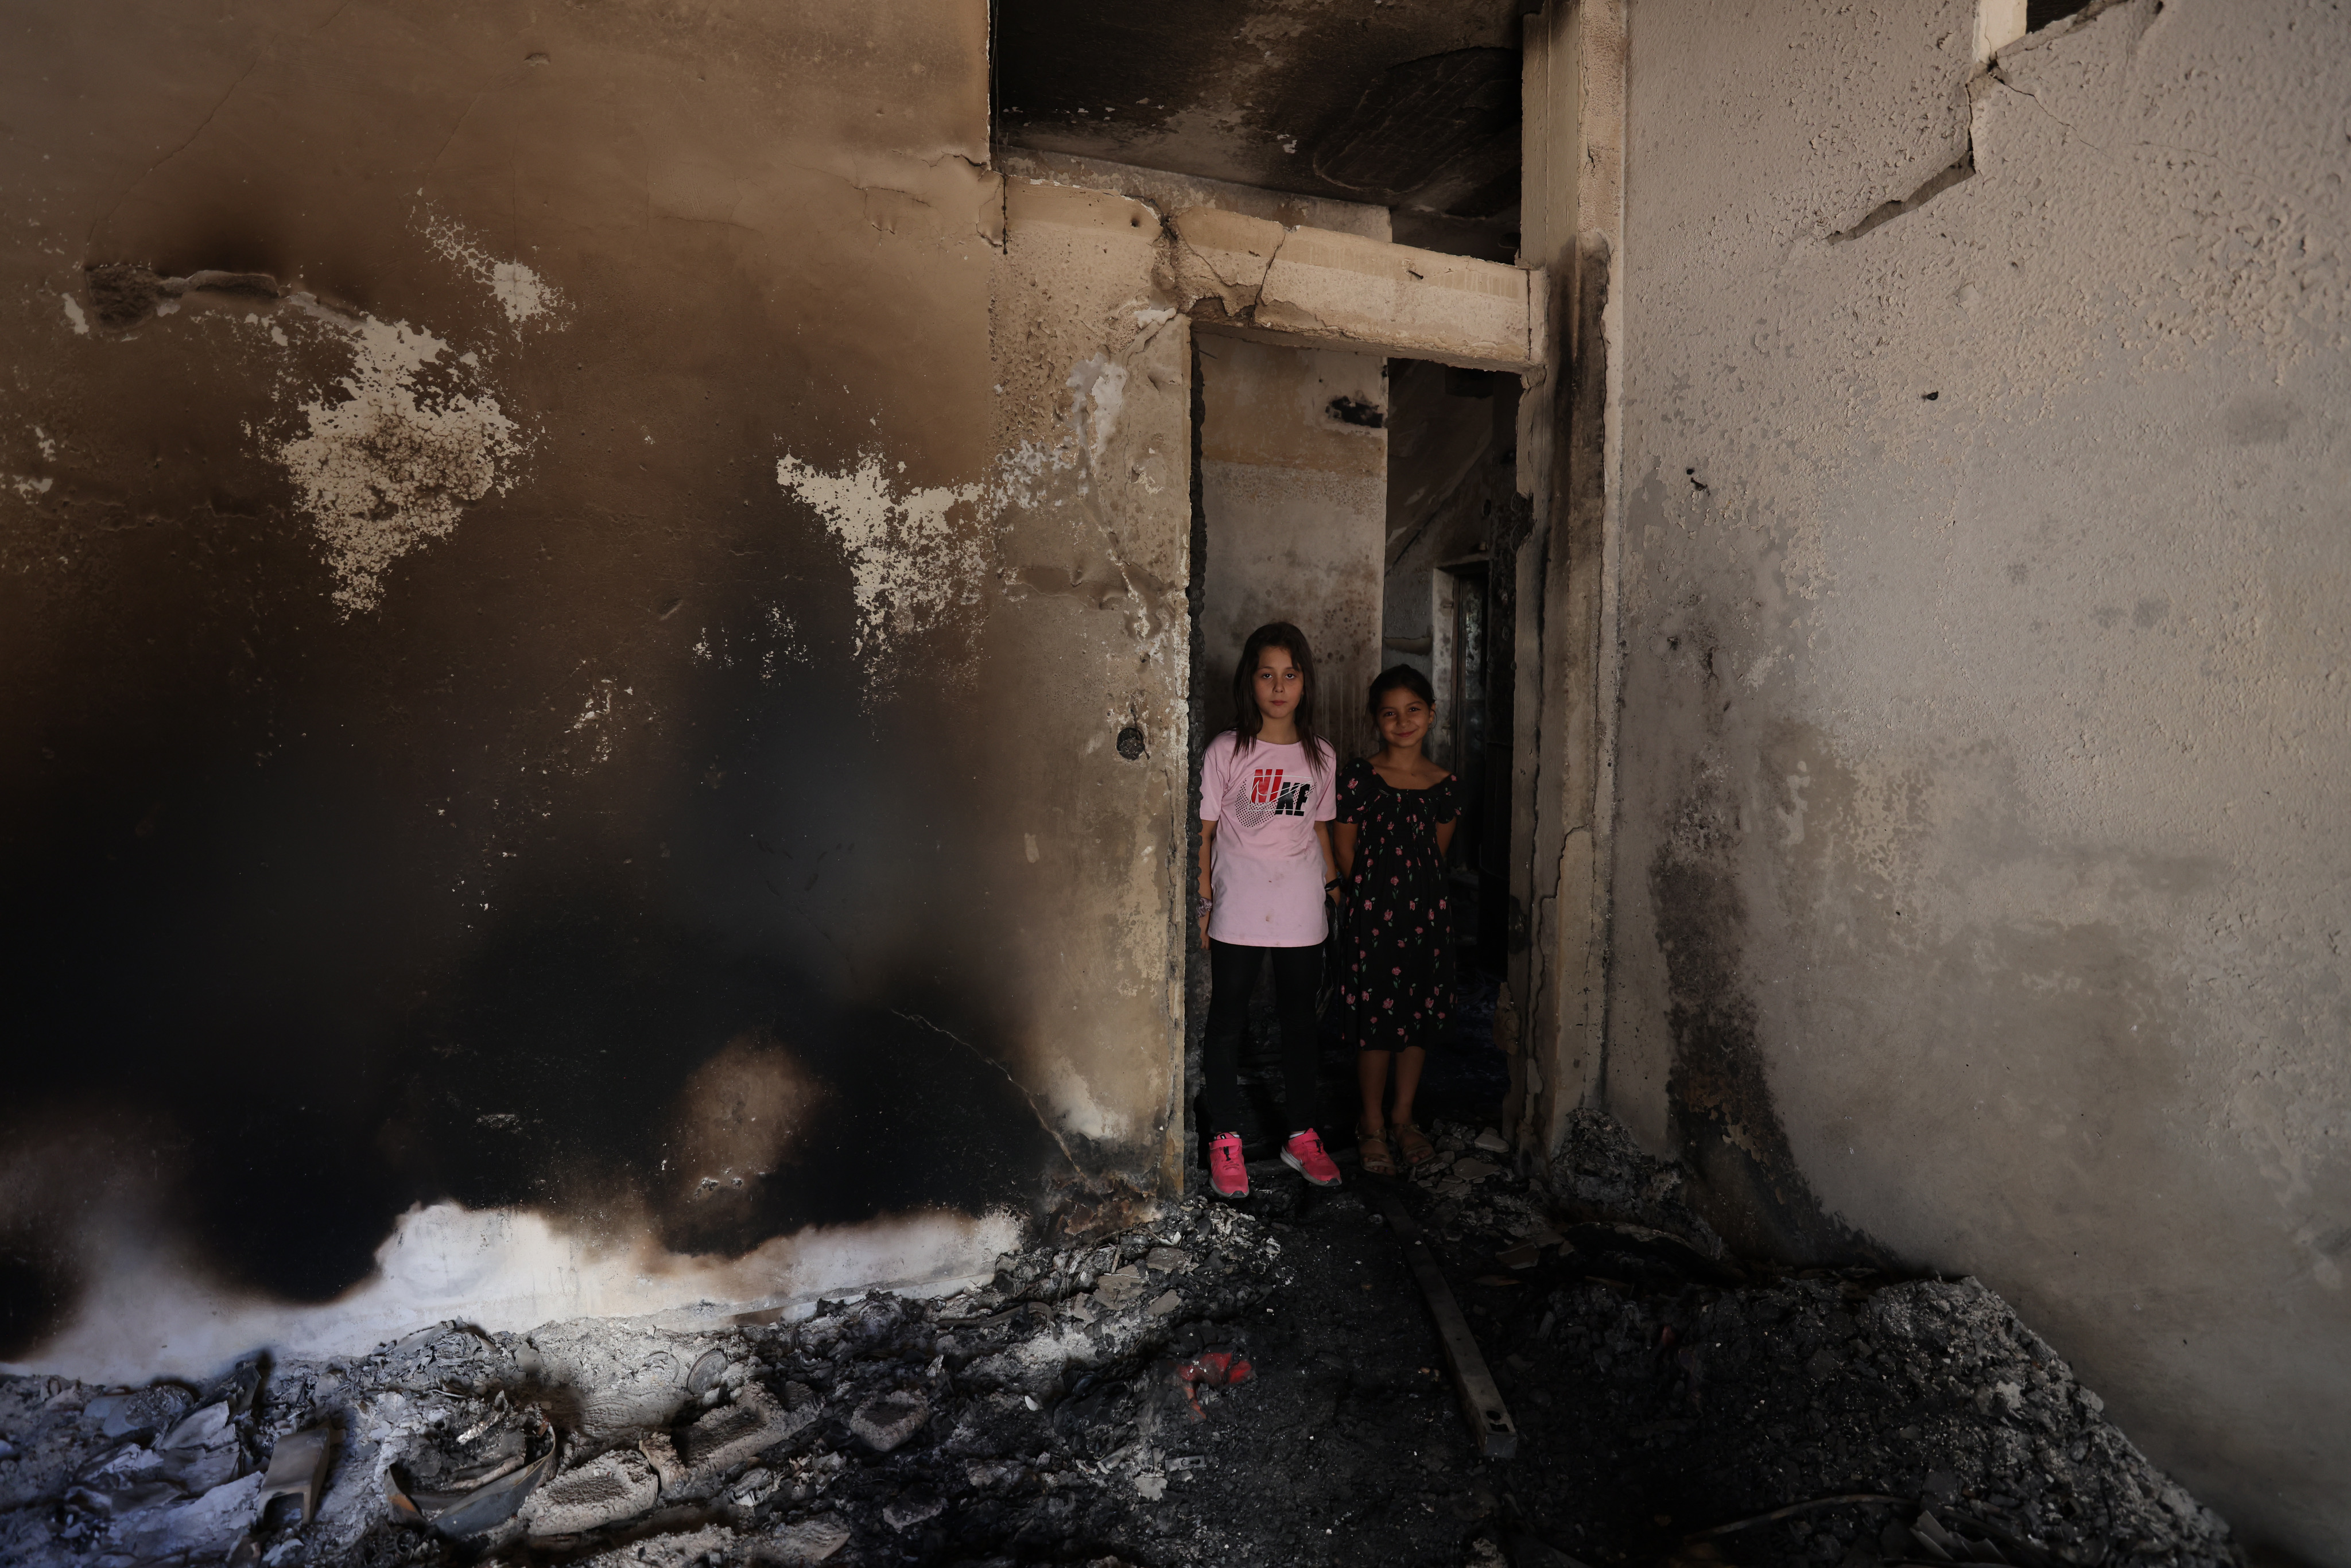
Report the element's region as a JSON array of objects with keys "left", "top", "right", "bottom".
[{"left": 1198, "top": 909, "right": 1211, "bottom": 952}]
